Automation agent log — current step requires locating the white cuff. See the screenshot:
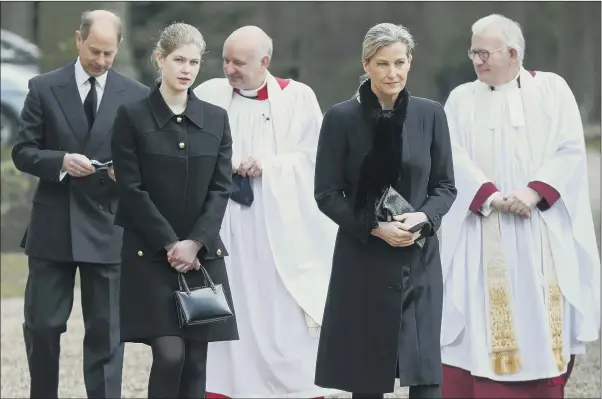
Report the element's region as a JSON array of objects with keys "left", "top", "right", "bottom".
[
  {"left": 480, "top": 192, "right": 502, "bottom": 217},
  {"left": 59, "top": 170, "right": 68, "bottom": 181}
]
